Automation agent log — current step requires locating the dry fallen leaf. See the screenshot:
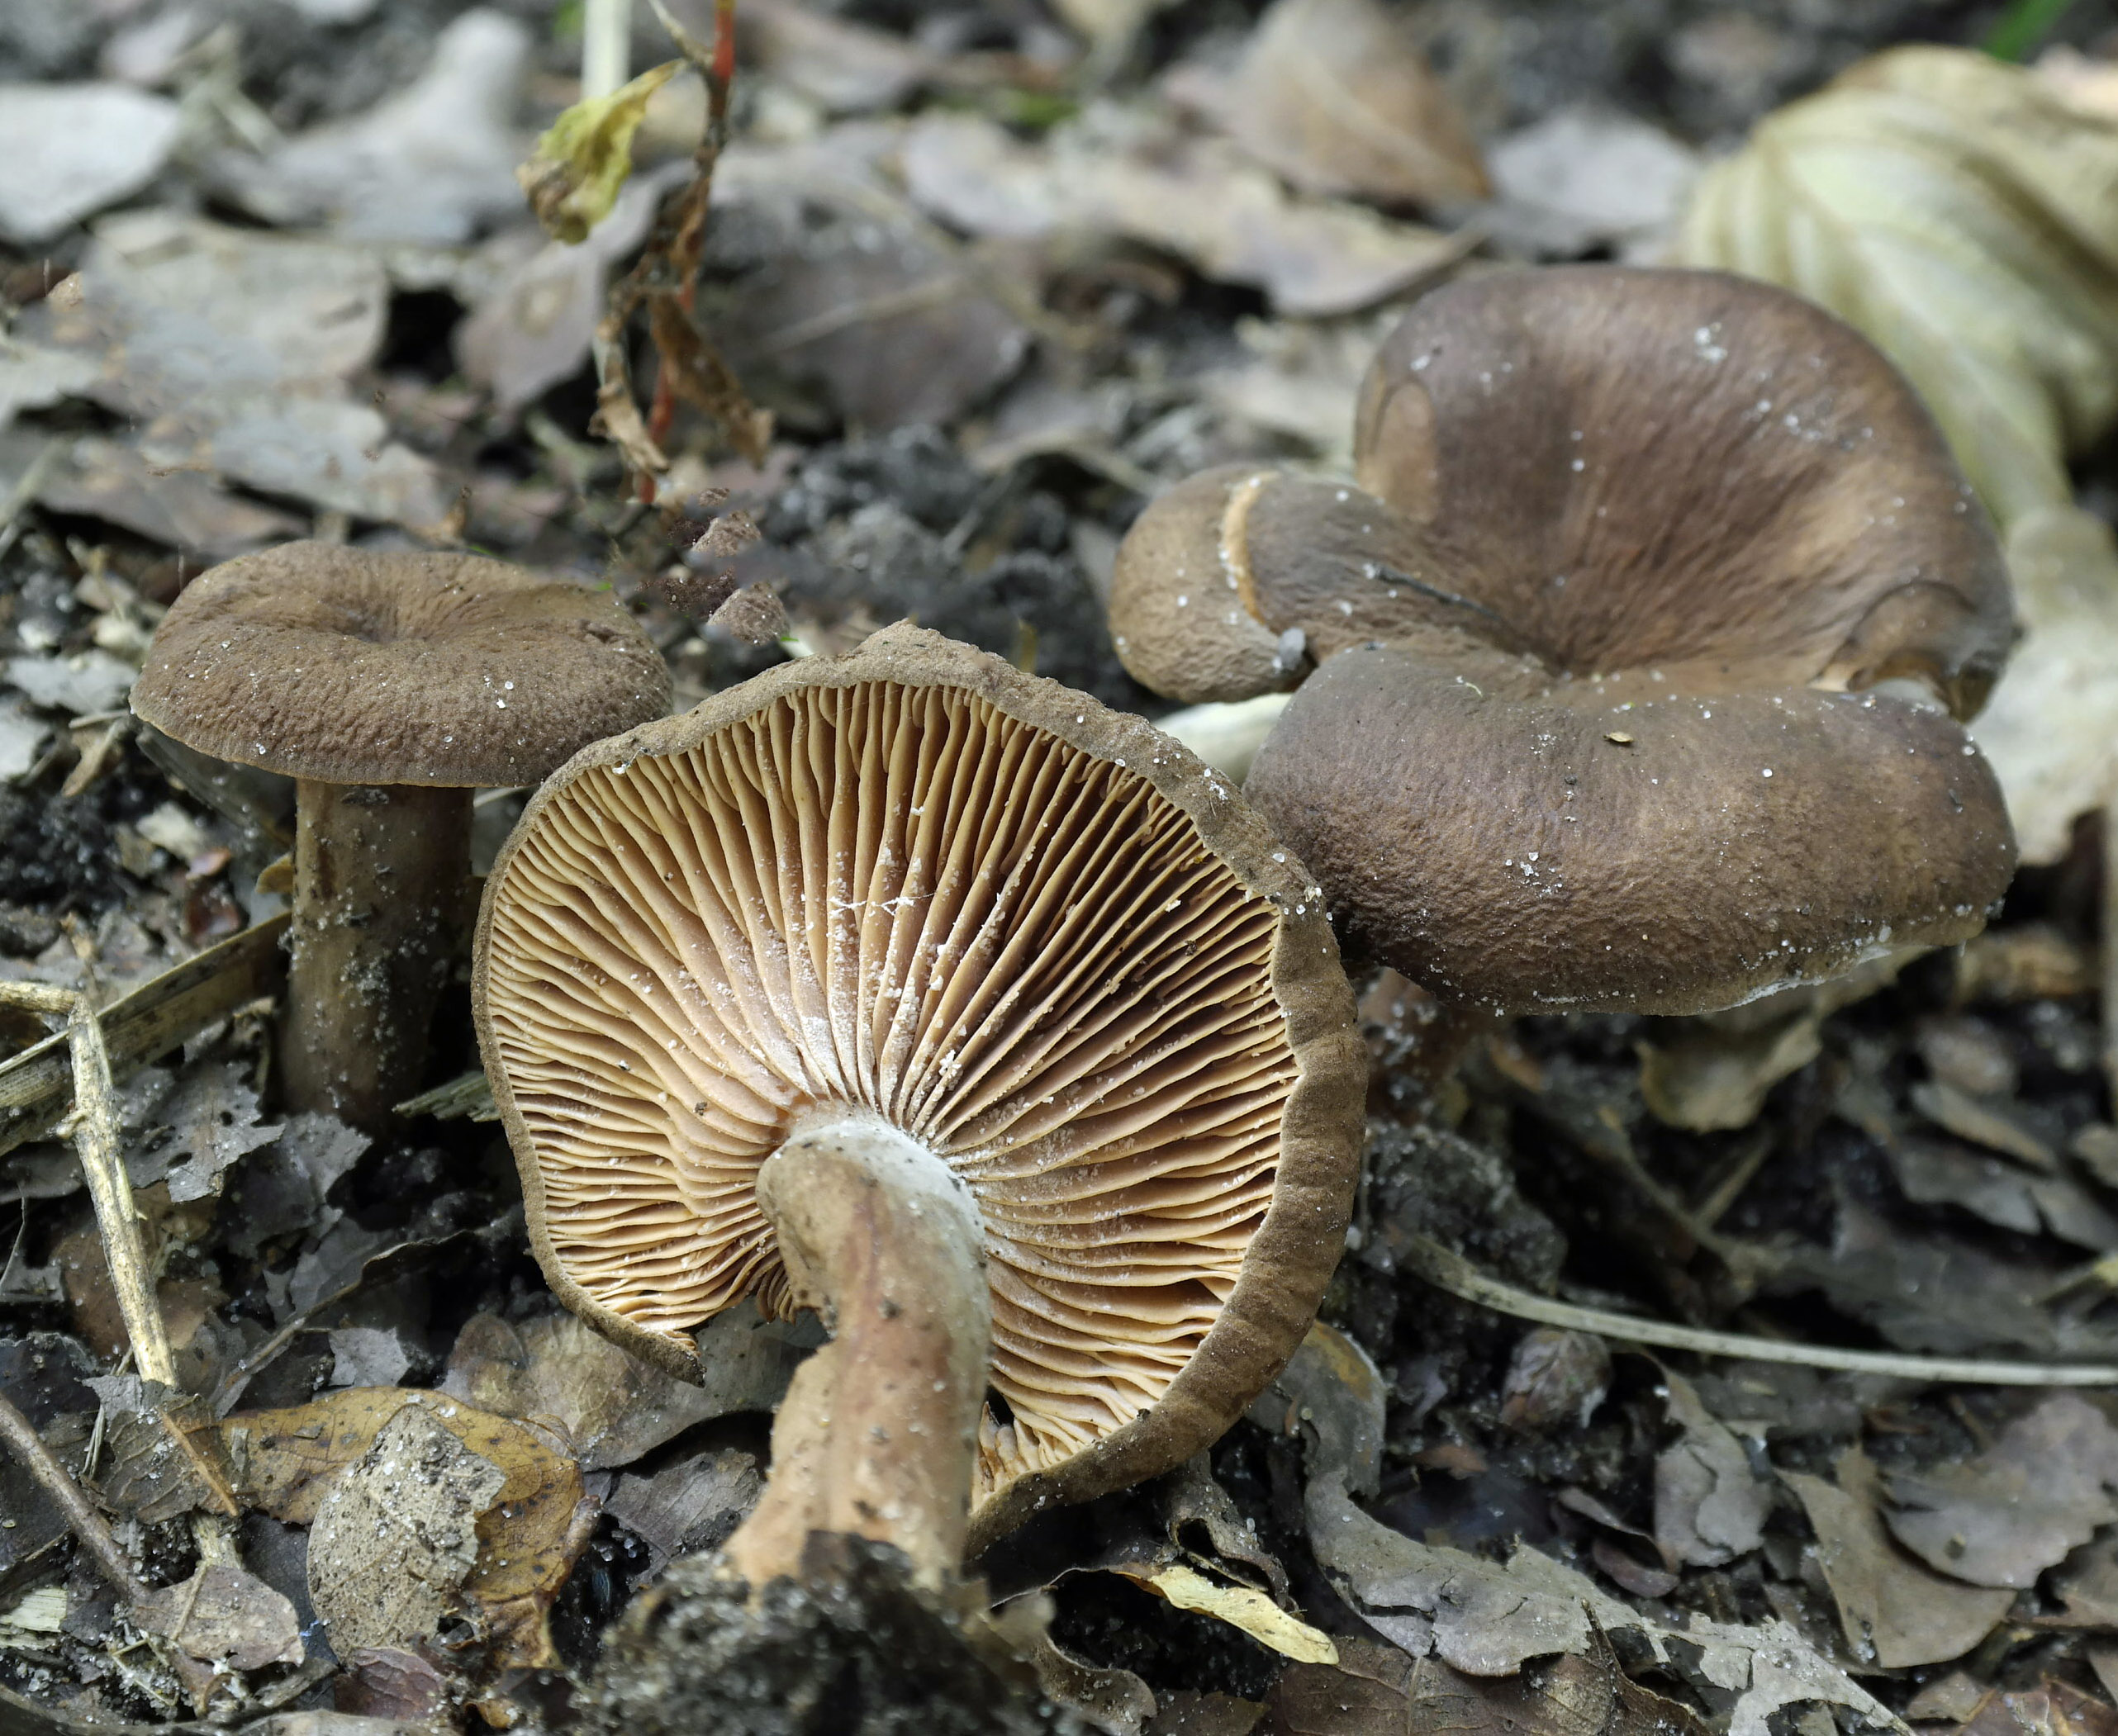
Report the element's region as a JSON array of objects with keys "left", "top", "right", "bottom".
[
  {"left": 209, "top": 8, "right": 532, "bottom": 245},
  {"left": 0, "top": 83, "right": 181, "bottom": 245},
  {"left": 1307, "top": 1473, "right": 1903, "bottom": 1736},
  {"left": 1655, "top": 1372, "right": 1769, "bottom": 1570},
  {"left": 5, "top": 211, "right": 447, "bottom": 529},
  {"left": 221, "top": 1386, "right": 590, "bottom": 1667},
  {"left": 900, "top": 107, "right": 1471, "bottom": 318},
  {"left": 1885, "top": 1394, "right": 2118, "bottom": 1589},
  {"left": 517, "top": 60, "right": 681, "bottom": 245},
  {"left": 1680, "top": 45, "right": 2118, "bottom": 531},
  {"left": 140, "top": 1559, "right": 306, "bottom": 1674},
  {"left": 307, "top": 1402, "right": 506, "bottom": 1657},
  {"left": 1180, "top": 0, "right": 1488, "bottom": 209},
  {"left": 1679, "top": 50, "right": 2118, "bottom": 864},
  {"left": 440, "top": 1302, "right": 806, "bottom": 1473},
  {"left": 1263, "top": 1642, "right": 1712, "bottom": 1736},
  {"left": 1968, "top": 508, "right": 2118, "bottom": 866},
  {"left": 1114, "top": 1563, "right": 1337, "bottom": 1665},
  {"left": 1782, "top": 1448, "right": 2012, "bottom": 1669}
]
